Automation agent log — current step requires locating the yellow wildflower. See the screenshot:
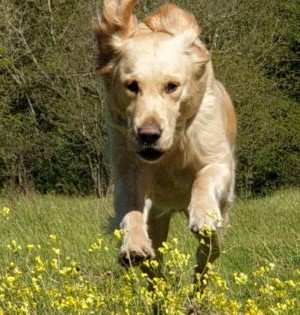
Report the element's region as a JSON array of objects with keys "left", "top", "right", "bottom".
[
  {"left": 35, "top": 256, "right": 46, "bottom": 273},
  {"left": 113, "top": 229, "right": 123, "bottom": 240},
  {"left": 259, "top": 284, "right": 275, "bottom": 296},
  {"left": 26, "top": 244, "right": 35, "bottom": 252},
  {"left": 1, "top": 207, "right": 10, "bottom": 219},
  {"left": 52, "top": 247, "right": 60, "bottom": 255},
  {"left": 51, "top": 258, "right": 59, "bottom": 269},
  {"left": 285, "top": 279, "right": 296, "bottom": 288},
  {"left": 88, "top": 238, "right": 103, "bottom": 252},
  {"left": 49, "top": 234, "right": 57, "bottom": 242},
  {"left": 7, "top": 240, "right": 22, "bottom": 252},
  {"left": 233, "top": 272, "right": 248, "bottom": 285},
  {"left": 5, "top": 276, "right": 15, "bottom": 287},
  {"left": 59, "top": 267, "right": 73, "bottom": 276},
  {"left": 31, "top": 277, "right": 41, "bottom": 292}
]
